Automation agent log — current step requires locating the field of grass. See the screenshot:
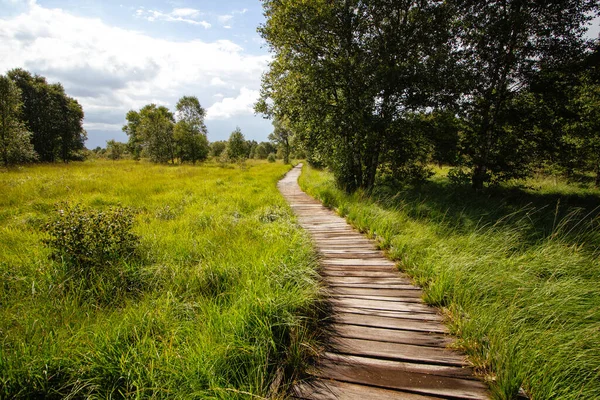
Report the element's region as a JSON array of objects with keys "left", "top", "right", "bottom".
[
  {"left": 0, "top": 159, "right": 321, "bottom": 399},
  {"left": 299, "top": 164, "right": 600, "bottom": 399}
]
